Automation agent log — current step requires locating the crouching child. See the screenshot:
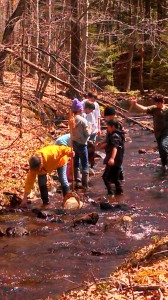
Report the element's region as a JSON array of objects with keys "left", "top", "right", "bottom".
[
  {"left": 102, "top": 119, "right": 125, "bottom": 198},
  {"left": 20, "top": 145, "right": 74, "bottom": 207}
]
